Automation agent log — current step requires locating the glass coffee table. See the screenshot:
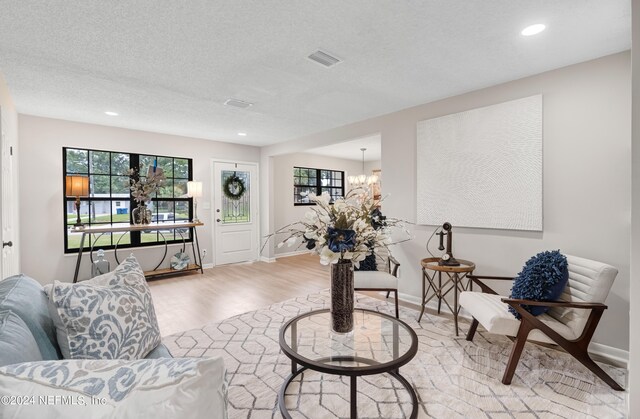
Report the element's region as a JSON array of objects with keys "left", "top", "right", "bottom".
[{"left": 278, "top": 308, "right": 419, "bottom": 419}]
